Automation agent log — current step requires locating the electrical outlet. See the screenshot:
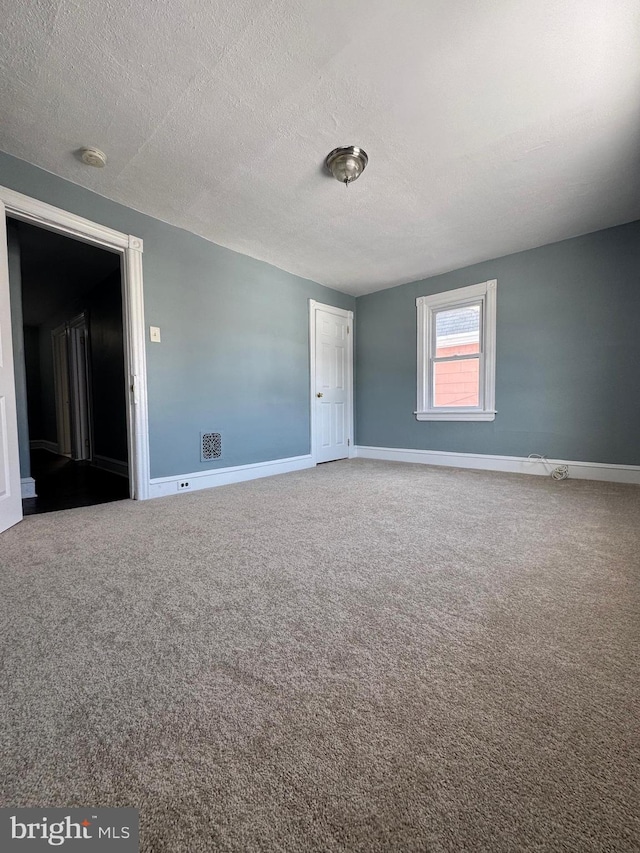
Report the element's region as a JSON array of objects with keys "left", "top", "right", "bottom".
[{"left": 178, "top": 481, "right": 191, "bottom": 491}]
